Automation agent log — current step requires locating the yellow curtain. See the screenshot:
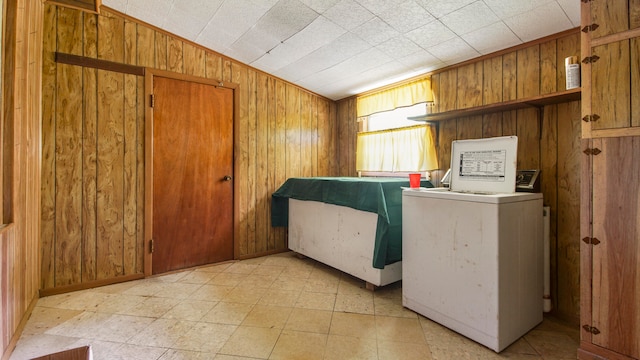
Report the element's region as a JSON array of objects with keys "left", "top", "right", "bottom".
[
  {"left": 356, "top": 77, "right": 433, "bottom": 117},
  {"left": 356, "top": 125, "right": 438, "bottom": 172}
]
